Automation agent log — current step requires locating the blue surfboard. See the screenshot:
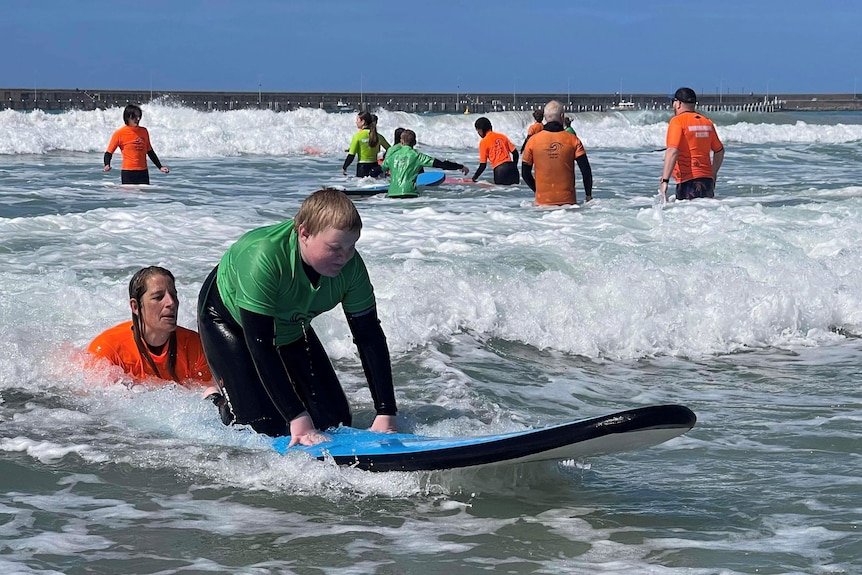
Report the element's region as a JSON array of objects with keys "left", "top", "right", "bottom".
[
  {"left": 341, "top": 171, "right": 446, "bottom": 197},
  {"left": 271, "top": 404, "right": 696, "bottom": 472}
]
